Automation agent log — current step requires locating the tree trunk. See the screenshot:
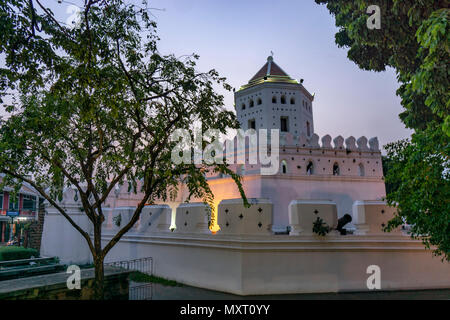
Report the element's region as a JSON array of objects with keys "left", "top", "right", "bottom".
[
  {"left": 93, "top": 255, "right": 105, "bottom": 299},
  {"left": 93, "top": 222, "right": 104, "bottom": 299}
]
